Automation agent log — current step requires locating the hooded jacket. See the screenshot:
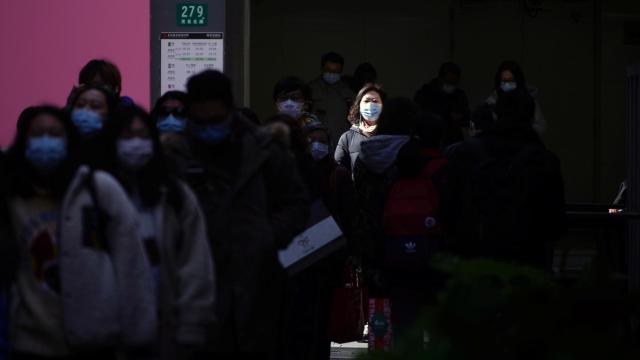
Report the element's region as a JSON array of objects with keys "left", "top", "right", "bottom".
[{"left": 352, "top": 135, "right": 410, "bottom": 272}]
